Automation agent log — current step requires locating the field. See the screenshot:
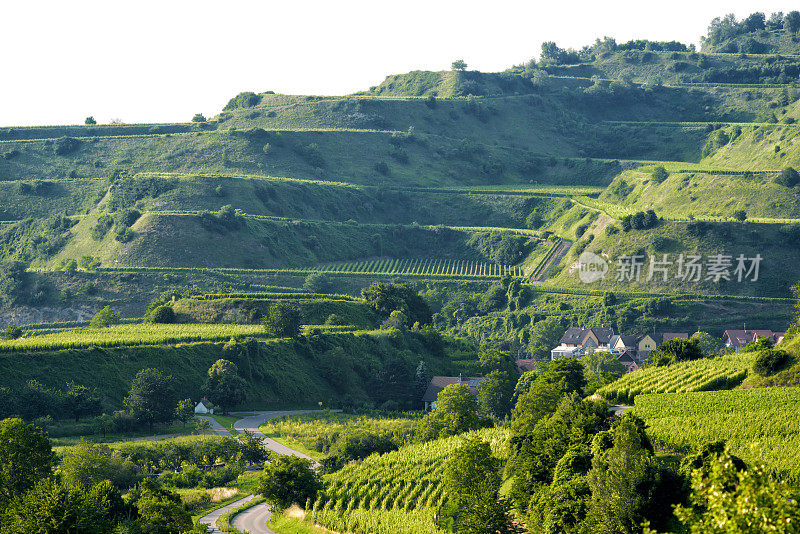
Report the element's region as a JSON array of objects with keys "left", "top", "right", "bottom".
[
  {"left": 307, "top": 427, "right": 507, "bottom": 534},
  {"left": 634, "top": 388, "right": 800, "bottom": 482},
  {"left": 0, "top": 323, "right": 269, "bottom": 352},
  {"left": 318, "top": 258, "right": 525, "bottom": 277},
  {"left": 260, "top": 411, "right": 421, "bottom": 458},
  {"left": 597, "top": 352, "right": 756, "bottom": 404}
]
